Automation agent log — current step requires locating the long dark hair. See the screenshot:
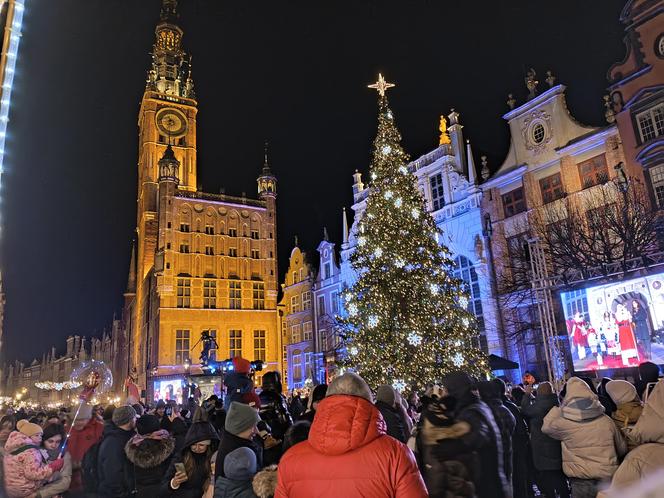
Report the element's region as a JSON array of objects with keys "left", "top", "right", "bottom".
[{"left": 182, "top": 445, "right": 213, "bottom": 490}]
